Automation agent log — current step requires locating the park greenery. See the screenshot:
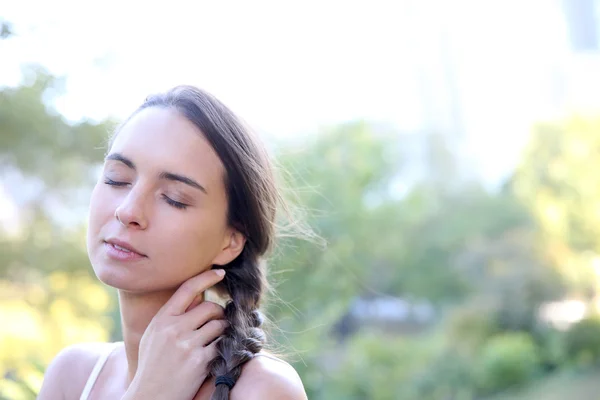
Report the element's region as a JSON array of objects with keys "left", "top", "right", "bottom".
[{"left": 2, "top": 63, "right": 600, "bottom": 399}]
